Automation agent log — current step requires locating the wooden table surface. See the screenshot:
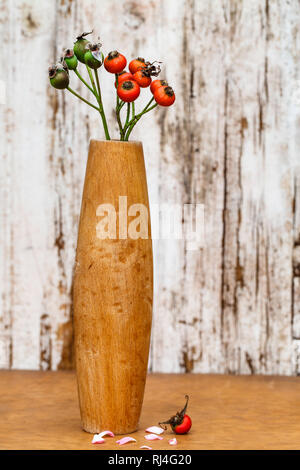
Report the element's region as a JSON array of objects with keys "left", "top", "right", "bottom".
[{"left": 1, "top": 371, "right": 300, "bottom": 450}]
